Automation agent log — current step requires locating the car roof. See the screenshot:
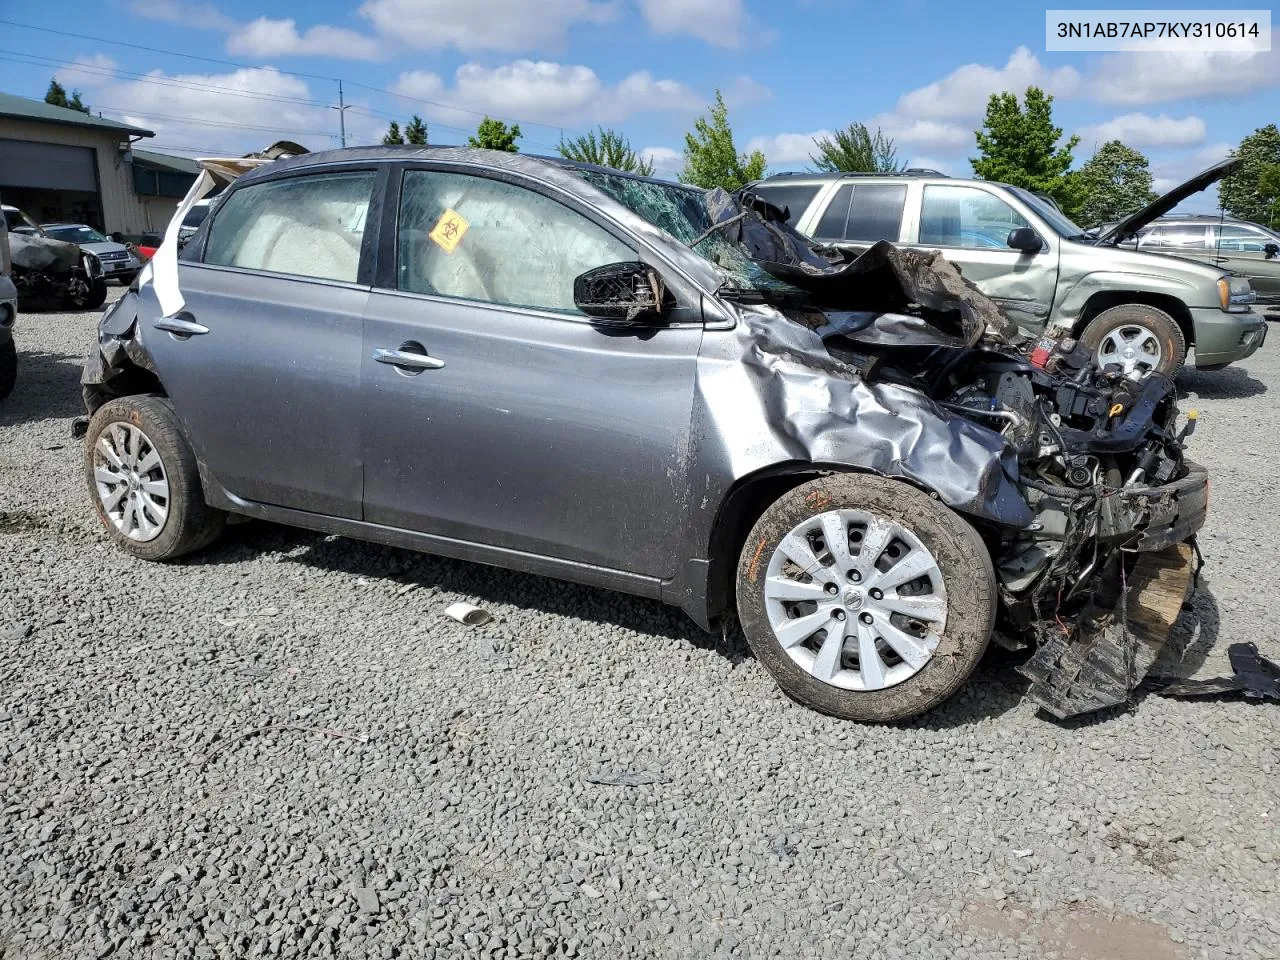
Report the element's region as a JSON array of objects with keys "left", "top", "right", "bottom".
[
  {"left": 40, "top": 222, "right": 88, "bottom": 228},
  {"left": 754, "top": 168, "right": 951, "bottom": 184}
]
